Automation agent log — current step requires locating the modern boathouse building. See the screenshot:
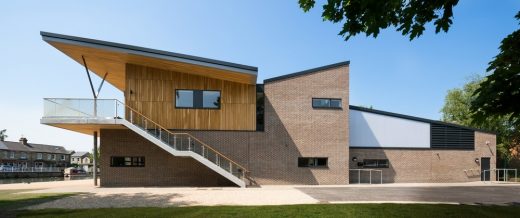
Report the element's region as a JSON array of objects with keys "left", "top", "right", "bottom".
[{"left": 40, "top": 32, "right": 496, "bottom": 187}]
